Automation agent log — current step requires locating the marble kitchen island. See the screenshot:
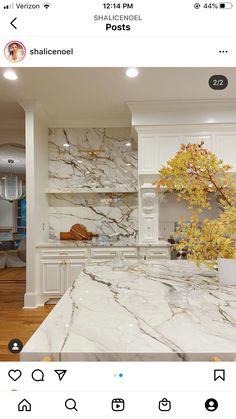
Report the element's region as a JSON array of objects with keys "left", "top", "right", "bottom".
[{"left": 21, "top": 260, "right": 236, "bottom": 362}]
